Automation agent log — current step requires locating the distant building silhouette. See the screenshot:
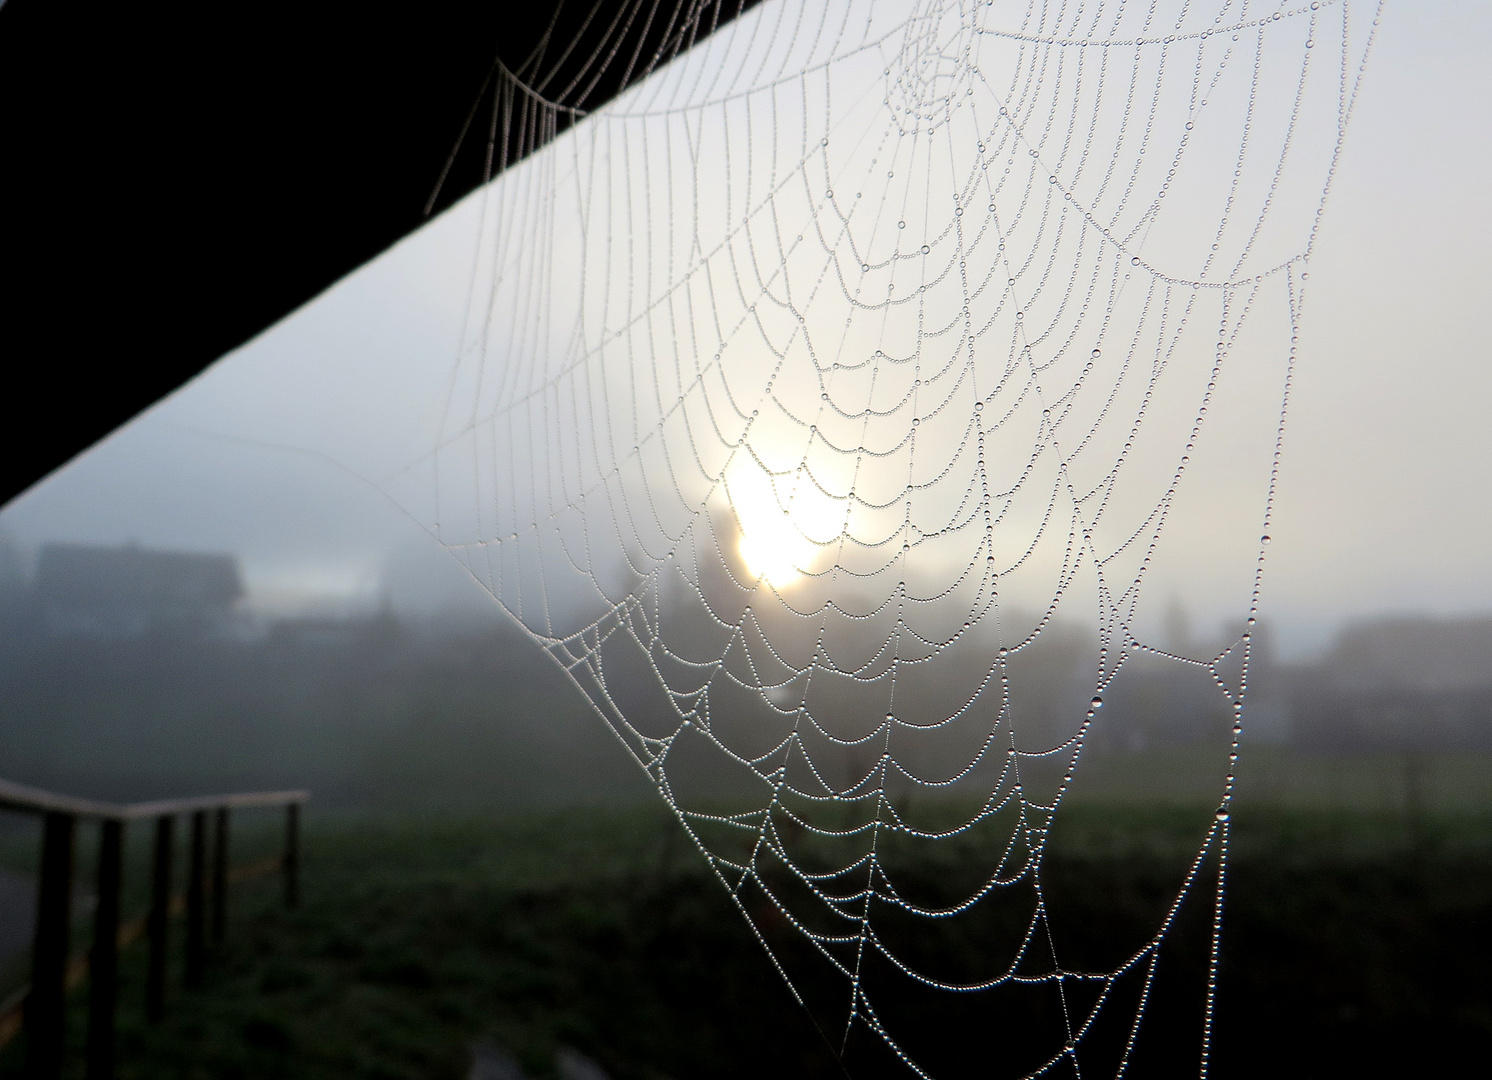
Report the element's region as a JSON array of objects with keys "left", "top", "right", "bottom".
[
  {"left": 34, "top": 542, "right": 243, "bottom": 638},
  {"left": 1291, "top": 617, "right": 1492, "bottom": 752},
  {"left": 0, "top": 531, "right": 26, "bottom": 622}
]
